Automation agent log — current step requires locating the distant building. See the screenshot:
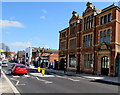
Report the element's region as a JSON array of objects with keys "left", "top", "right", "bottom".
[
  {"left": 17, "top": 51, "right": 25, "bottom": 63},
  {"left": 25, "top": 47, "right": 32, "bottom": 64},
  {"left": 0, "top": 43, "right": 10, "bottom": 52},
  {"left": 59, "top": 2, "right": 120, "bottom": 76},
  {"left": 27, "top": 47, "right": 58, "bottom": 68}
]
